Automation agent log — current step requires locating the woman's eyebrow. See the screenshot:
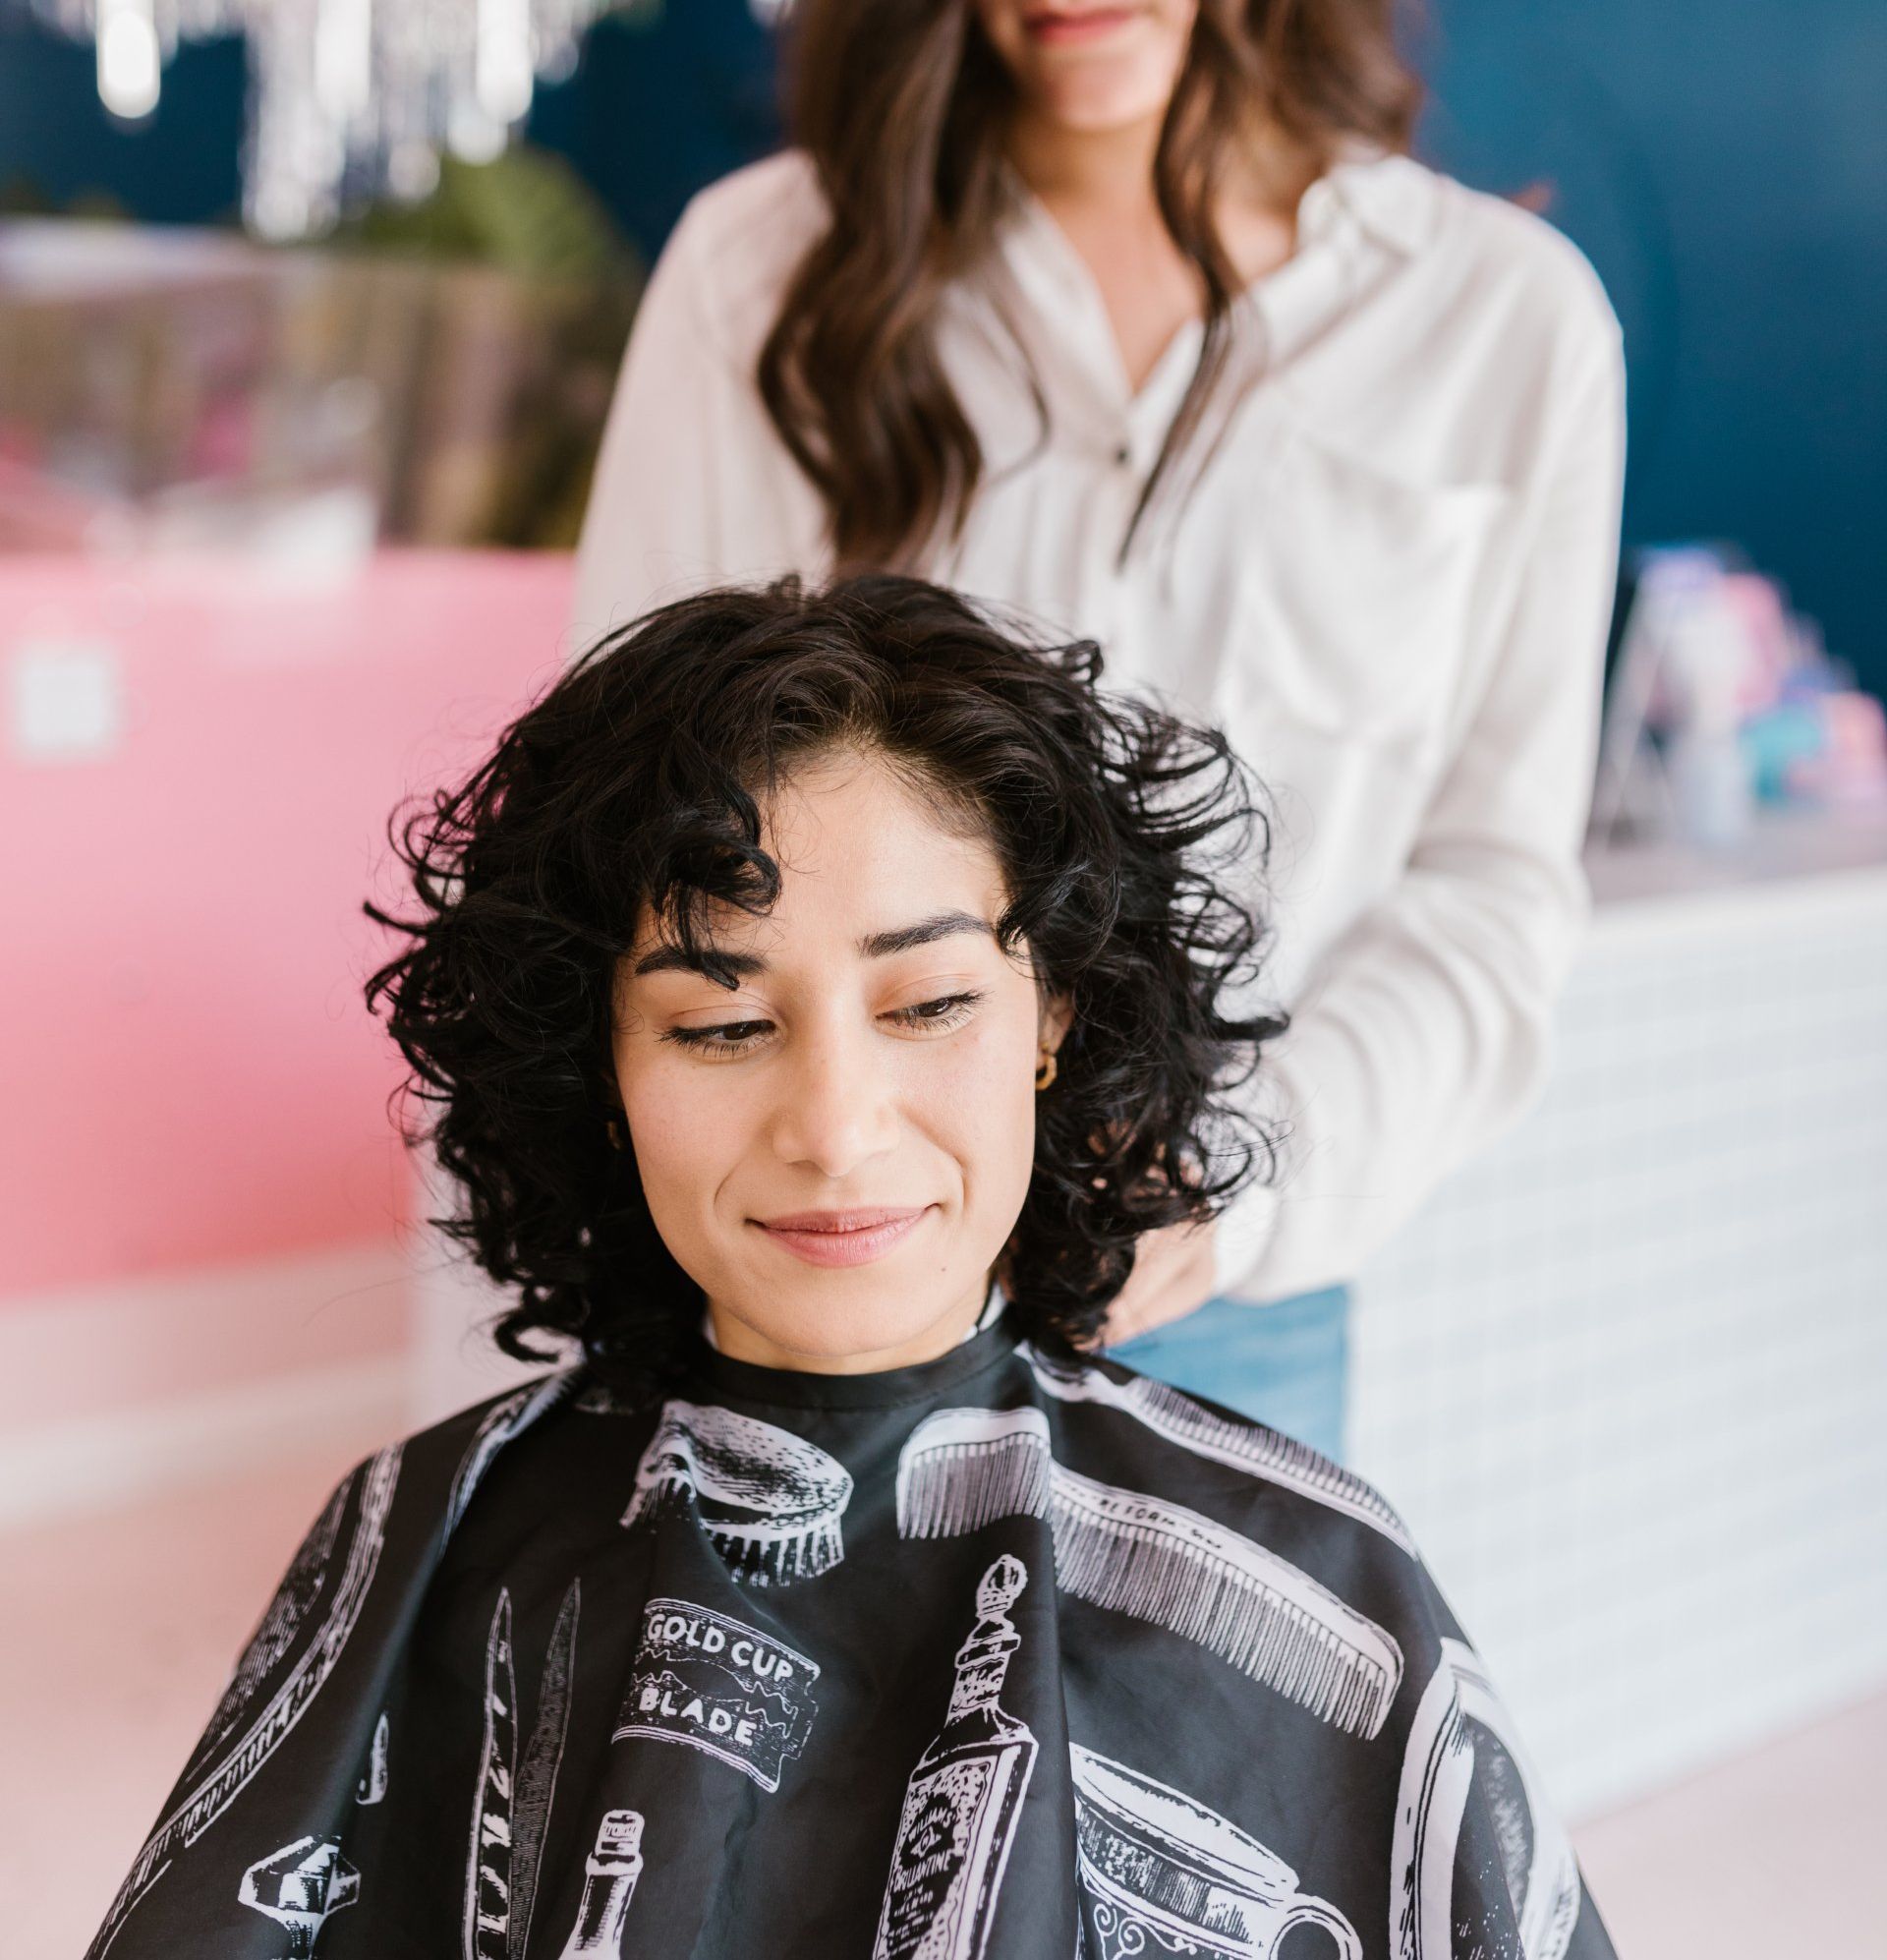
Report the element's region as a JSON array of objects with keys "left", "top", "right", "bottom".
[
  {"left": 858, "top": 909, "right": 996, "bottom": 959},
  {"left": 632, "top": 909, "right": 995, "bottom": 978}
]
